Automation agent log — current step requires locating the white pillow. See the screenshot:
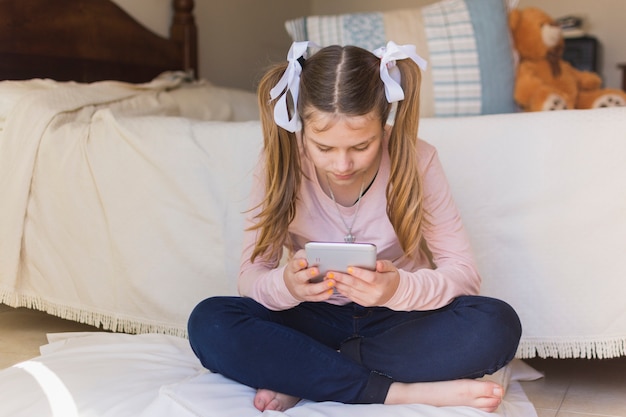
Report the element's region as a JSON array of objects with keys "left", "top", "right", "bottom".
[{"left": 167, "top": 81, "right": 259, "bottom": 122}]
